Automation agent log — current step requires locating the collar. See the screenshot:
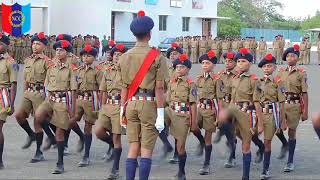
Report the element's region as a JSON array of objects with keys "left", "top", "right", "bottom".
[
  {"left": 176, "top": 75, "right": 187, "bottom": 82},
  {"left": 287, "top": 66, "right": 297, "bottom": 72},
  {"left": 56, "top": 60, "right": 68, "bottom": 69},
  {"left": 135, "top": 41, "right": 149, "bottom": 47},
  {"left": 263, "top": 74, "right": 273, "bottom": 81},
  {"left": 225, "top": 68, "right": 237, "bottom": 75},
  {"left": 84, "top": 63, "right": 95, "bottom": 70},
  {"left": 239, "top": 71, "right": 250, "bottom": 78},
  {"left": 203, "top": 71, "right": 214, "bottom": 78}
]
